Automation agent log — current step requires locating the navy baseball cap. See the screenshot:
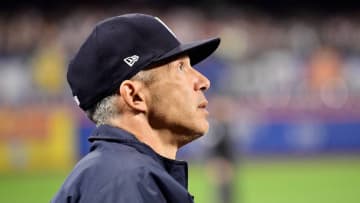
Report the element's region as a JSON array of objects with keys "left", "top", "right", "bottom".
[{"left": 67, "top": 13, "right": 221, "bottom": 110}]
